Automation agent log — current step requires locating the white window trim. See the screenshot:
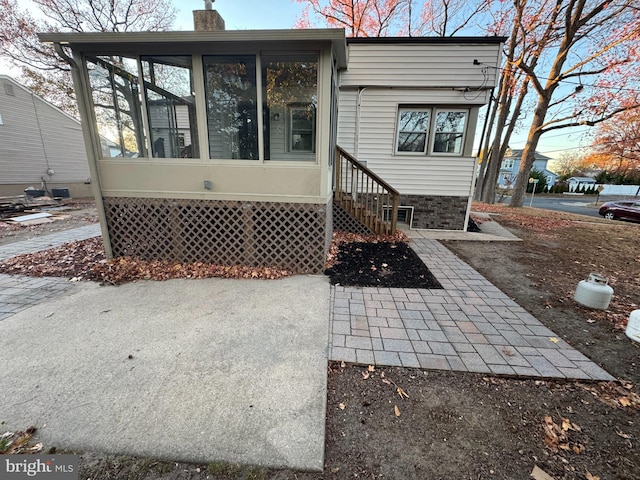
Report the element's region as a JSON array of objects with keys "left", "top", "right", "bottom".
[
  {"left": 287, "top": 103, "right": 316, "bottom": 153},
  {"left": 395, "top": 106, "right": 469, "bottom": 156},
  {"left": 394, "top": 107, "right": 430, "bottom": 155},
  {"left": 430, "top": 108, "right": 468, "bottom": 156}
]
